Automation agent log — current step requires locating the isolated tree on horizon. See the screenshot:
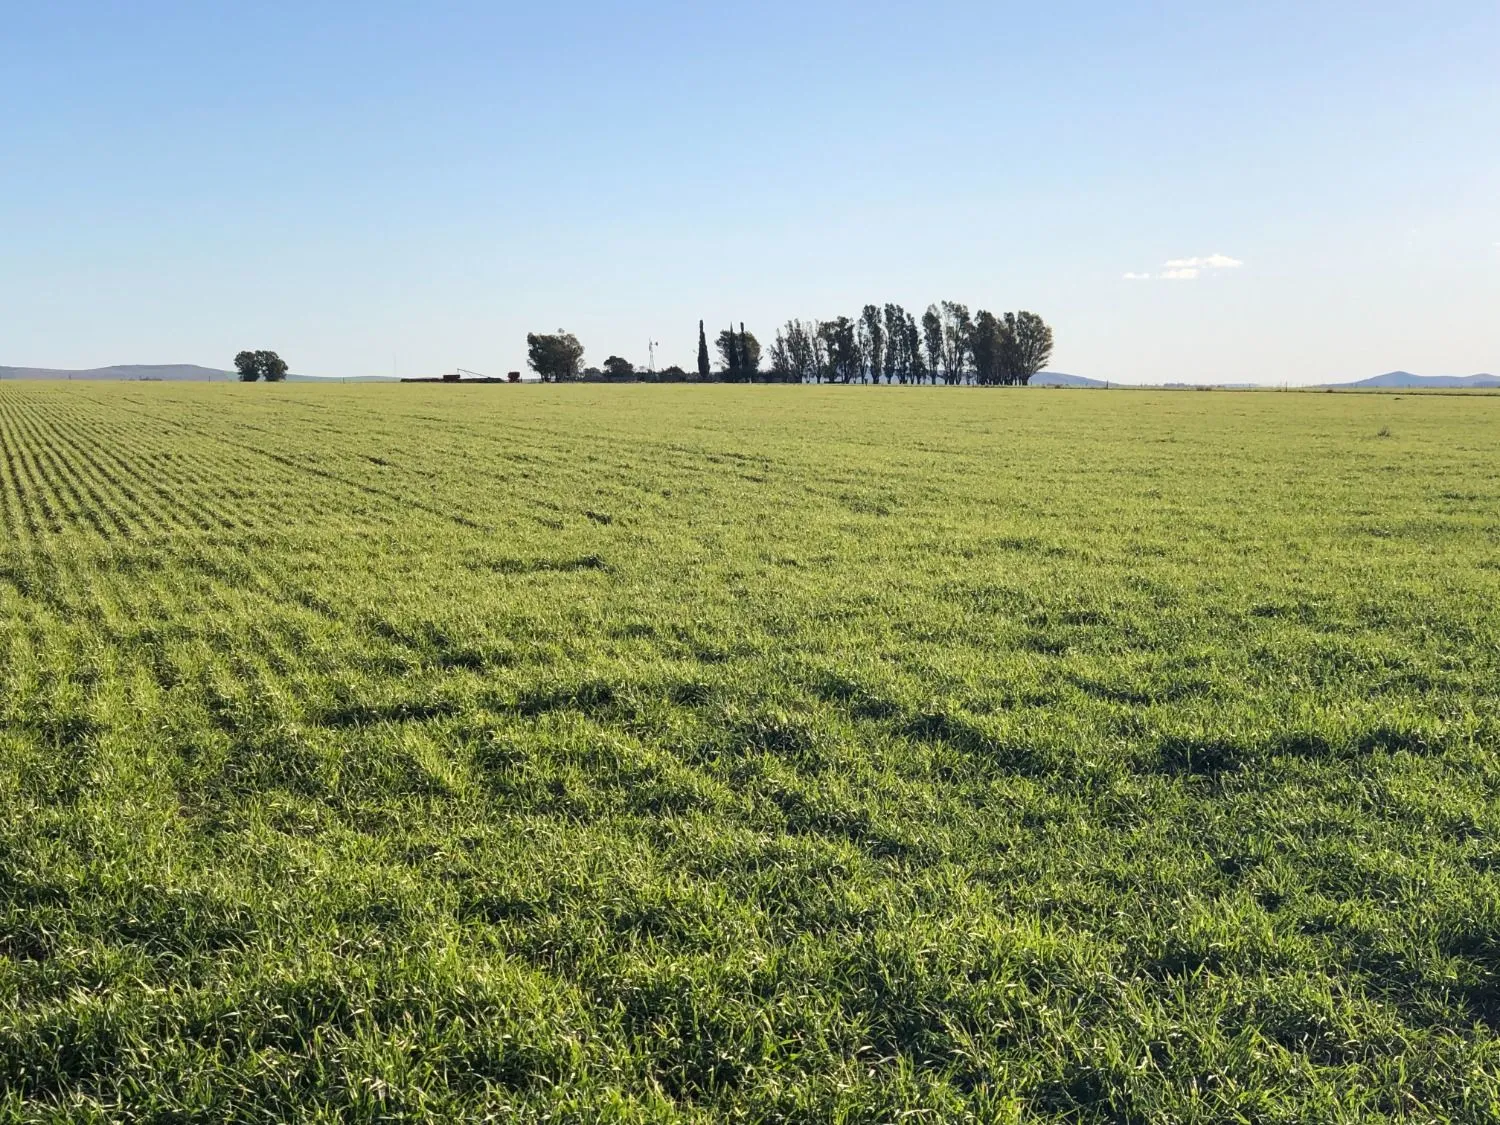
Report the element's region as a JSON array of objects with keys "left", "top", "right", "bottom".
[
  {"left": 234, "top": 350, "right": 288, "bottom": 382},
  {"left": 602, "top": 355, "right": 635, "bottom": 380},
  {"left": 526, "top": 331, "right": 584, "bottom": 382},
  {"left": 697, "top": 321, "right": 711, "bottom": 381}
]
